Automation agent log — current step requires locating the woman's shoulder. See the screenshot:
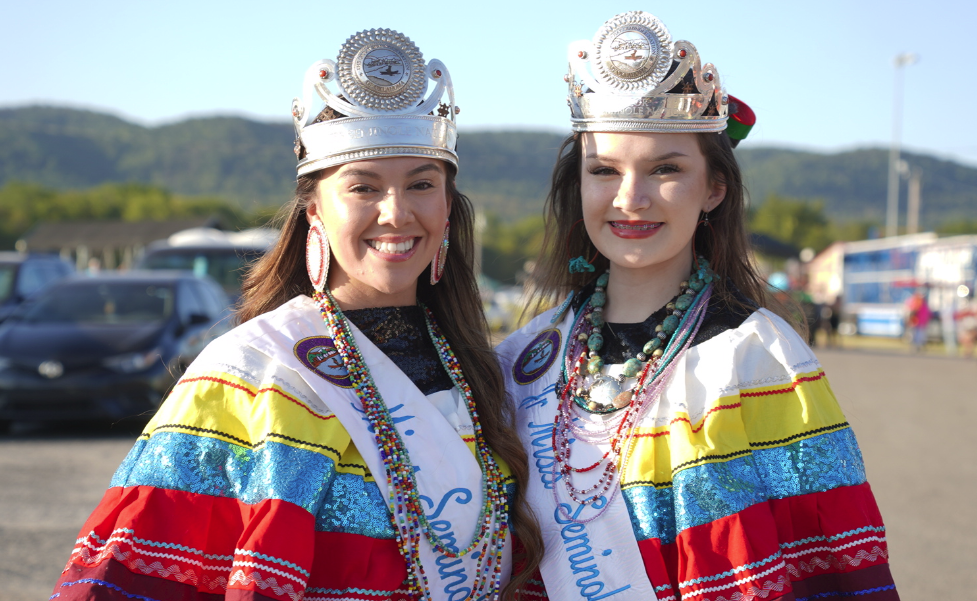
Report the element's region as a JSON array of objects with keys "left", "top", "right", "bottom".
[
  {"left": 688, "top": 306, "right": 822, "bottom": 396},
  {"left": 172, "top": 295, "right": 337, "bottom": 417}
]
